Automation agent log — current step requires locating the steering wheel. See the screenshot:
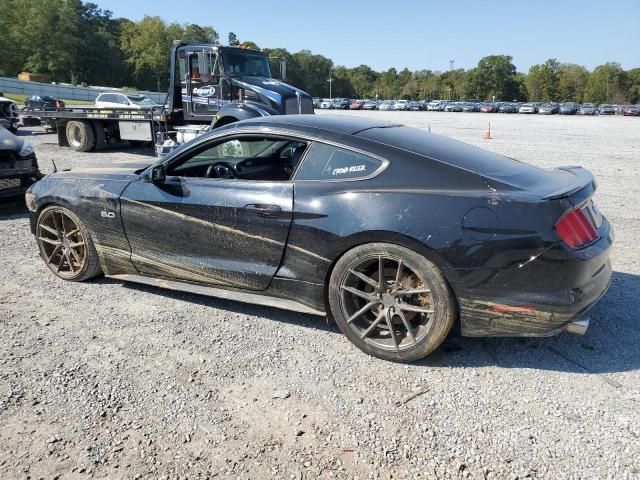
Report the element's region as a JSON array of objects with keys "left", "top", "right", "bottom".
[{"left": 206, "top": 162, "right": 237, "bottom": 179}]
